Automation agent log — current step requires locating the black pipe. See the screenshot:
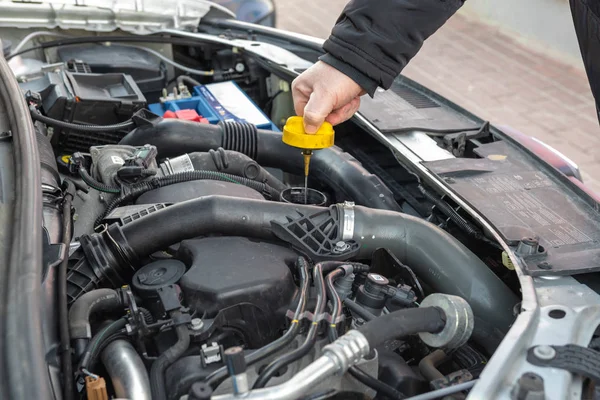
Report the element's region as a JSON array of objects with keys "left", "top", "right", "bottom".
[
  {"left": 357, "top": 307, "right": 446, "bottom": 349},
  {"left": 205, "top": 256, "right": 310, "bottom": 389},
  {"left": 350, "top": 207, "right": 519, "bottom": 352},
  {"left": 150, "top": 312, "right": 190, "bottom": 400},
  {"left": 78, "top": 318, "right": 127, "bottom": 371},
  {"left": 252, "top": 261, "right": 327, "bottom": 389},
  {"left": 68, "top": 289, "right": 124, "bottom": 356},
  {"left": 348, "top": 366, "right": 406, "bottom": 400},
  {"left": 58, "top": 186, "right": 75, "bottom": 400},
  {"left": 326, "top": 268, "right": 344, "bottom": 342},
  {"left": 120, "top": 120, "right": 399, "bottom": 211},
  {"left": 73, "top": 197, "right": 516, "bottom": 352},
  {"left": 344, "top": 298, "right": 377, "bottom": 322},
  {"left": 30, "top": 108, "right": 136, "bottom": 132}
]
